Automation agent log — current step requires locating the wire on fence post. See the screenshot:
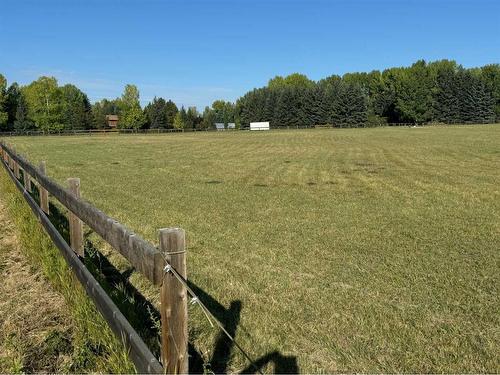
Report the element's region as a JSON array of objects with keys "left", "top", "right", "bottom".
[
  {"left": 162, "top": 257, "right": 263, "bottom": 375},
  {"left": 159, "top": 228, "right": 188, "bottom": 374}
]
